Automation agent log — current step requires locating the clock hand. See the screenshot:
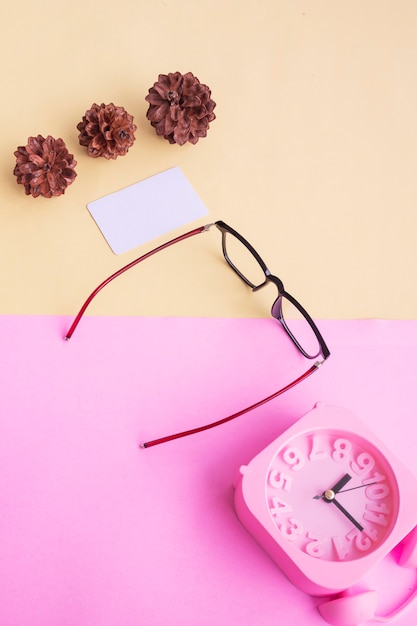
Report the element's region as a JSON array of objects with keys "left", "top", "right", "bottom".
[
  {"left": 330, "top": 497, "right": 364, "bottom": 532},
  {"left": 338, "top": 482, "right": 377, "bottom": 494},
  {"left": 313, "top": 480, "right": 378, "bottom": 499},
  {"left": 330, "top": 473, "right": 352, "bottom": 494},
  {"left": 313, "top": 474, "right": 352, "bottom": 500},
  {"left": 313, "top": 473, "right": 365, "bottom": 530}
]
